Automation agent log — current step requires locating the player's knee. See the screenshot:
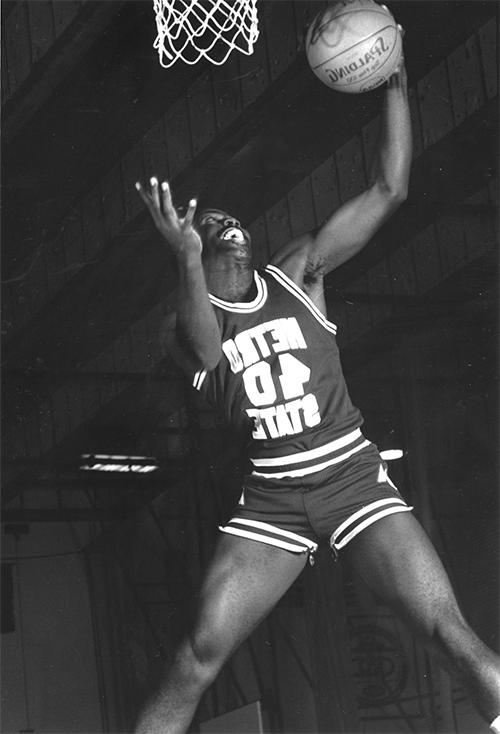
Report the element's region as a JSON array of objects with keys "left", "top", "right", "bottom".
[
  {"left": 421, "top": 599, "right": 469, "bottom": 651},
  {"left": 183, "top": 626, "right": 227, "bottom": 688}
]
